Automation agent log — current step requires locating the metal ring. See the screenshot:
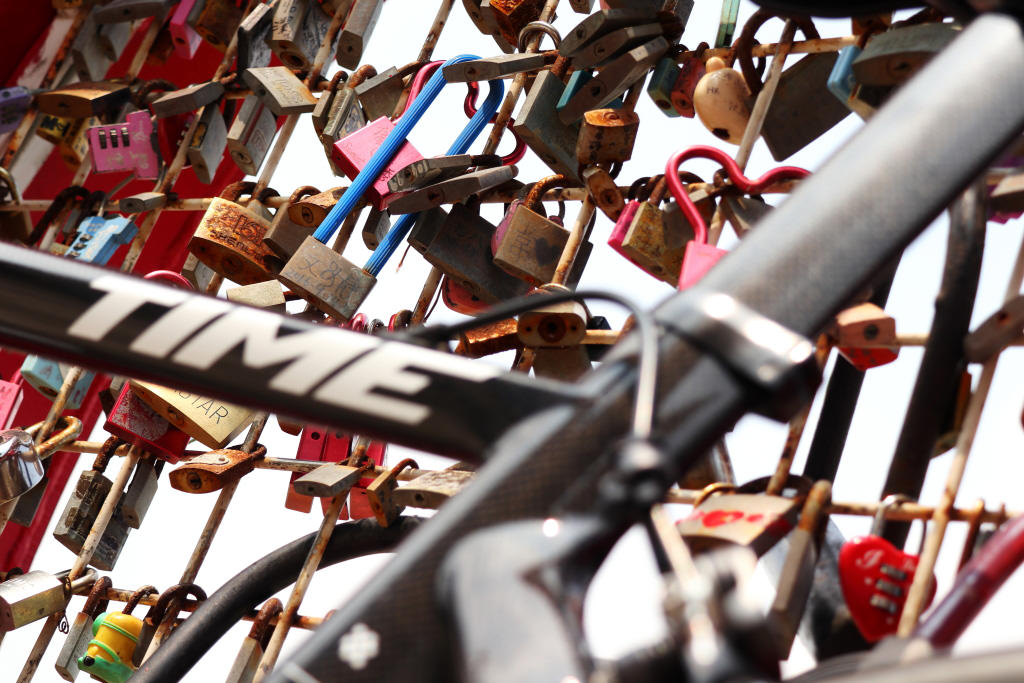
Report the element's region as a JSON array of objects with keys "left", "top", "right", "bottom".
[{"left": 517, "top": 21, "right": 561, "bottom": 52}]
